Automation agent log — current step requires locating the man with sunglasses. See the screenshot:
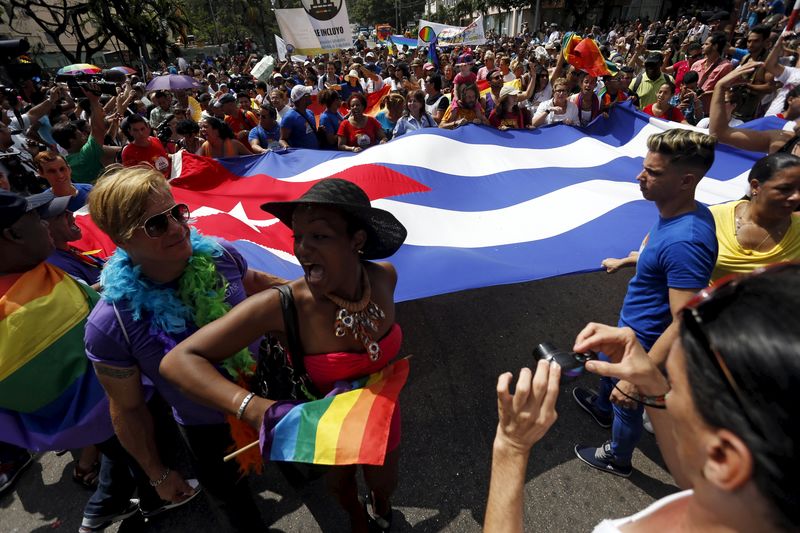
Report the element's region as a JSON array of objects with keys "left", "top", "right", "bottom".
[
  {"left": 573, "top": 129, "right": 719, "bottom": 477},
  {"left": 484, "top": 69, "right": 506, "bottom": 116}
]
